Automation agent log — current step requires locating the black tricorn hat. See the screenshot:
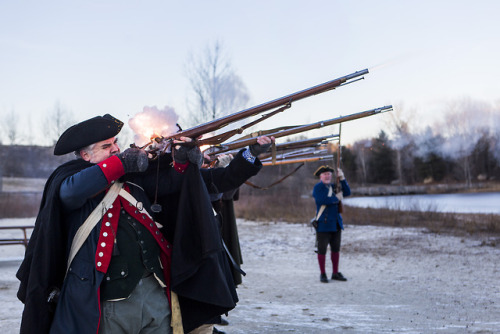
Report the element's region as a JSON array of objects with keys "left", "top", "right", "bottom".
[
  {"left": 54, "top": 114, "right": 124, "bottom": 155},
  {"left": 313, "top": 165, "right": 334, "bottom": 177}
]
